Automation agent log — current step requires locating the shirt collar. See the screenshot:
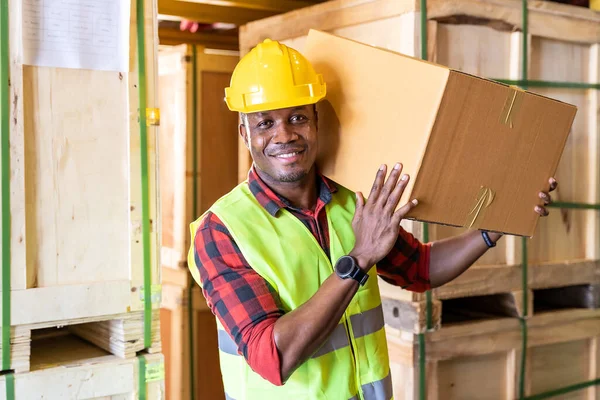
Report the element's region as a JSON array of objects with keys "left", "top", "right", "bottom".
[{"left": 247, "top": 165, "right": 338, "bottom": 216}]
